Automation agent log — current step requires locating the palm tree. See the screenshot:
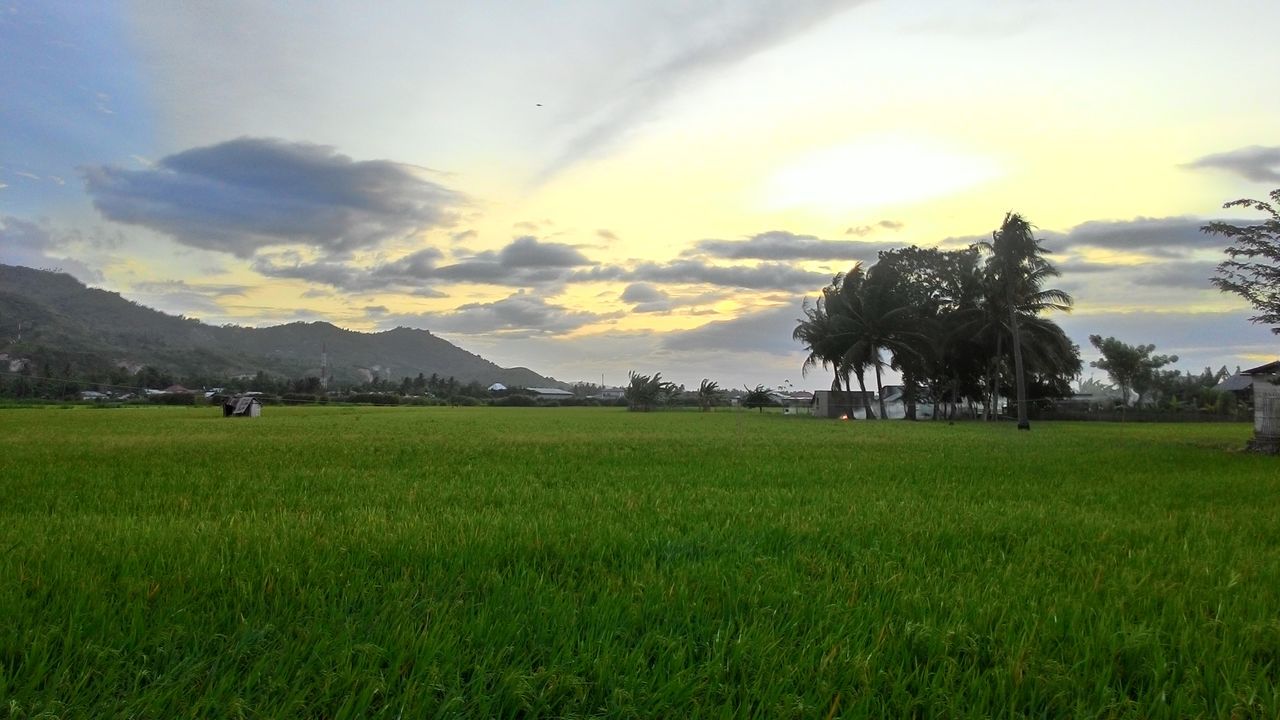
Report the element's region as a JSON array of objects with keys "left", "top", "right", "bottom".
[
  {"left": 830, "top": 265, "right": 922, "bottom": 420},
  {"left": 696, "top": 379, "right": 723, "bottom": 411},
  {"left": 981, "top": 213, "right": 1074, "bottom": 430}
]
